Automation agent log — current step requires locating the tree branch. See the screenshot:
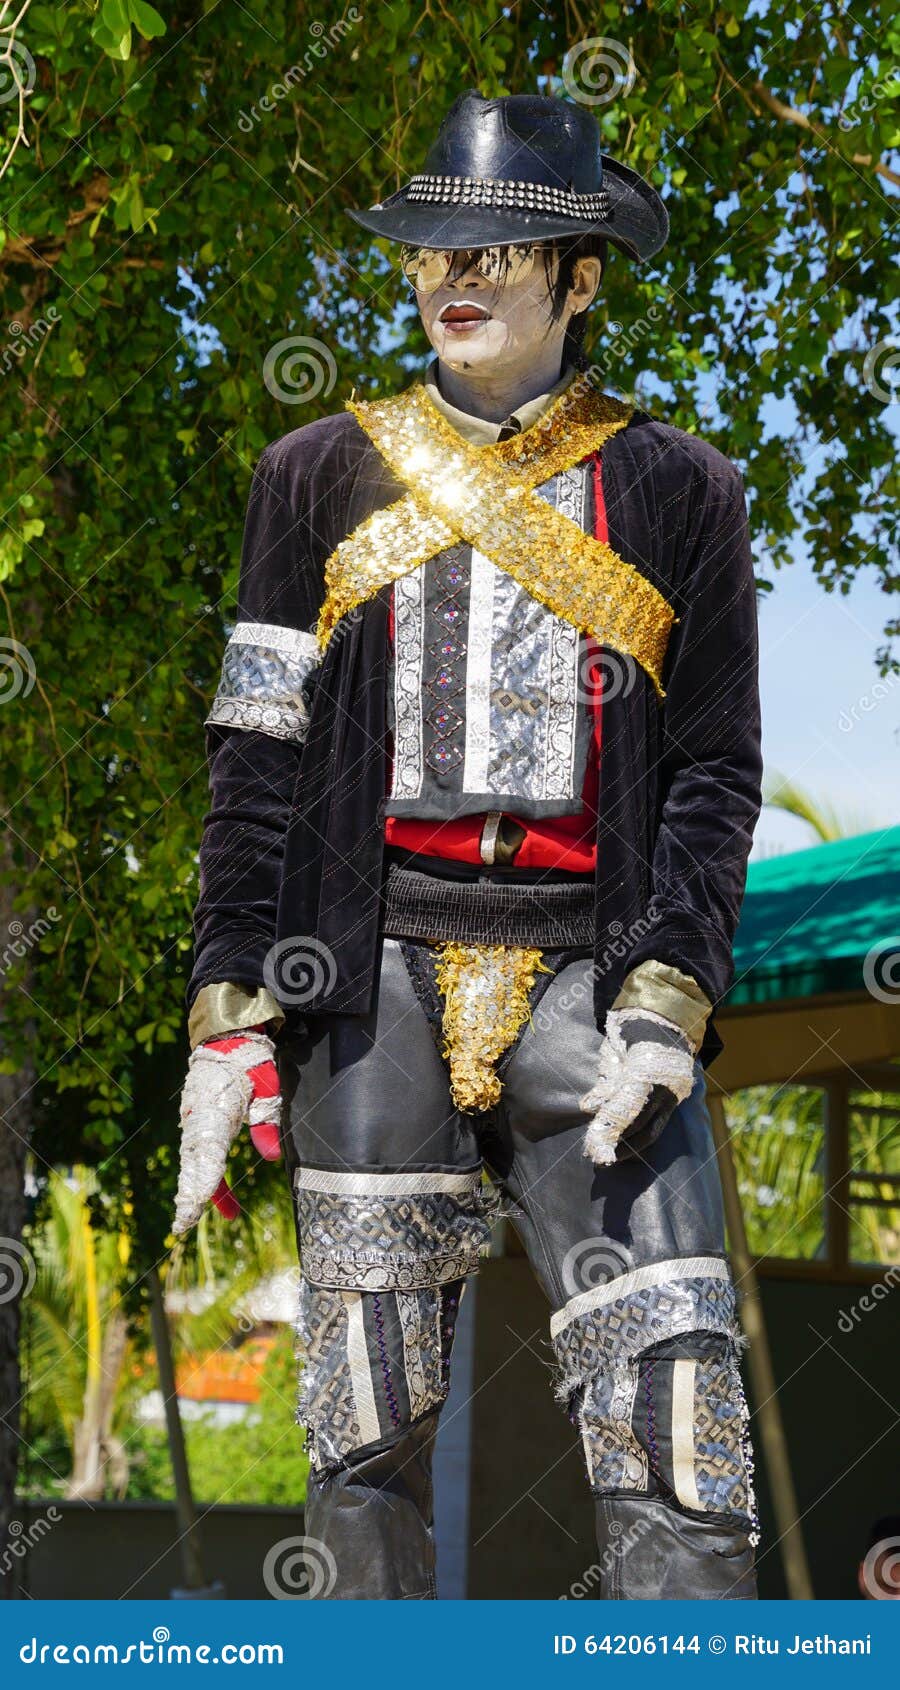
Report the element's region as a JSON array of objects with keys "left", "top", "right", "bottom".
[
  {"left": 0, "top": 0, "right": 35, "bottom": 182},
  {"left": 751, "top": 77, "right": 900, "bottom": 188}
]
